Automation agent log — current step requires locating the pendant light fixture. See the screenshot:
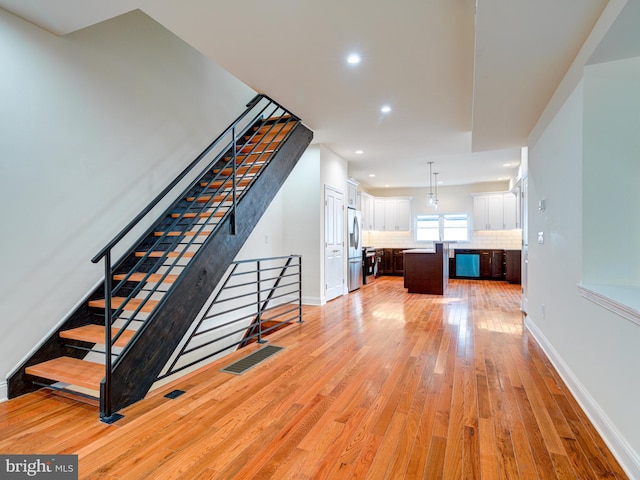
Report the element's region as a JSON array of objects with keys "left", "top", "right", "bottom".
[
  {"left": 427, "top": 162, "right": 435, "bottom": 206},
  {"left": 433, "top": 172, "right": 439, "bottom": 210}
]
